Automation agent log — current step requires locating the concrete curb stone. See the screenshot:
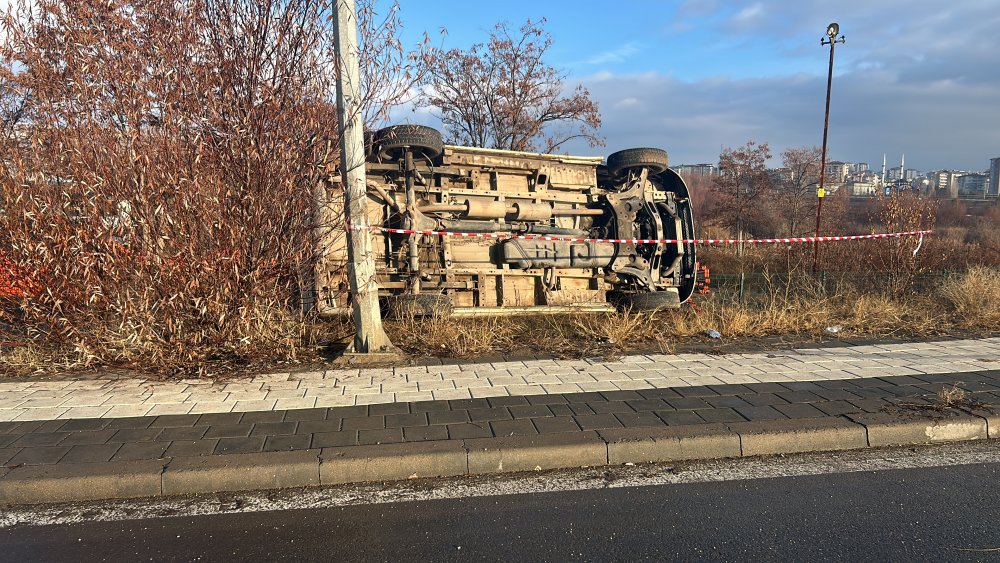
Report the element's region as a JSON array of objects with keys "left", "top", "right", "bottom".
[
  {"left": 599, "top": 425, "right": 740, "bottom": 464},
  {"left": 320, "top": 441, "right": 467, "bottom": 485},
  {"left": 728, "top": 417, "right": 868, "bottom": 456},
  {"left": 0, "top": 459, "right": 167, "bottom": 506},
  {"left": 465, "top": 432, "right": 607, "bottom": 474},
  {"left": 847, "top": 412, "right": 988, "bottom": 446},
  {"left": 960, "top": 407, "right": 1000, "bottom": 438},
  {"left": 162, "top": 450, "right": 320, "bottom": 495}
]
